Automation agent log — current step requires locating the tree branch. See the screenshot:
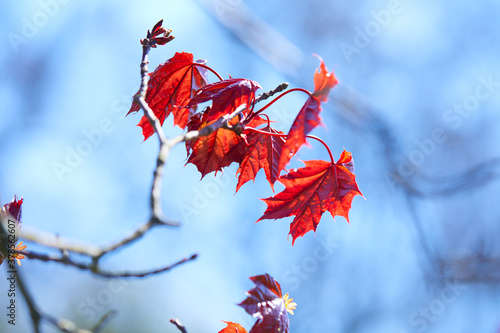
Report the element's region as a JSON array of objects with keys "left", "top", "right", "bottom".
[
  {"left": 96, "top": 219, "right": 176, "bottom": 259},
  {"left": 167, "top": 103, "right": 248, "bottom": 147},
  {"left": 91, "top": 311, "right": 118, "bottom": 333},
  {"left": 133, "top": 42, "right": 174, "bottom": 227},
  {"left": 255, "top": 82, "right": 288, "bottom": 103},
  {"left": 19, "top": 250, "right": 197, "bottom": 278},
  {"left": 21, "top": 219, "right": 178, "bottom": 261},
  {"left": 15, "top": 269, "right": 42, "bottom": 333},
  {"left": 170, "top": 318, "right": 188, "bottom": 333},
  {"left": 43, "top": 311, "right": 115, "bottom": 333}
]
